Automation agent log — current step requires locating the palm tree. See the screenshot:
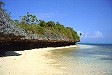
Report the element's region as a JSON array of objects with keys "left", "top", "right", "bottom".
[{"left": 79, "top": 33, "right": 82, "bottom": 36}]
